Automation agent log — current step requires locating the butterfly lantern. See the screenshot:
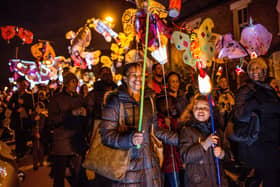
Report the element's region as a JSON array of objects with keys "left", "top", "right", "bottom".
[
  {"left": 171, "top": 31, "right": 197, "bottom": 68},
  {"left": 171, "top": 18, "right": 216, "bottom": 68},
  {"left": 197, "top": 18, "right": 216, "bottom": 68}
]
